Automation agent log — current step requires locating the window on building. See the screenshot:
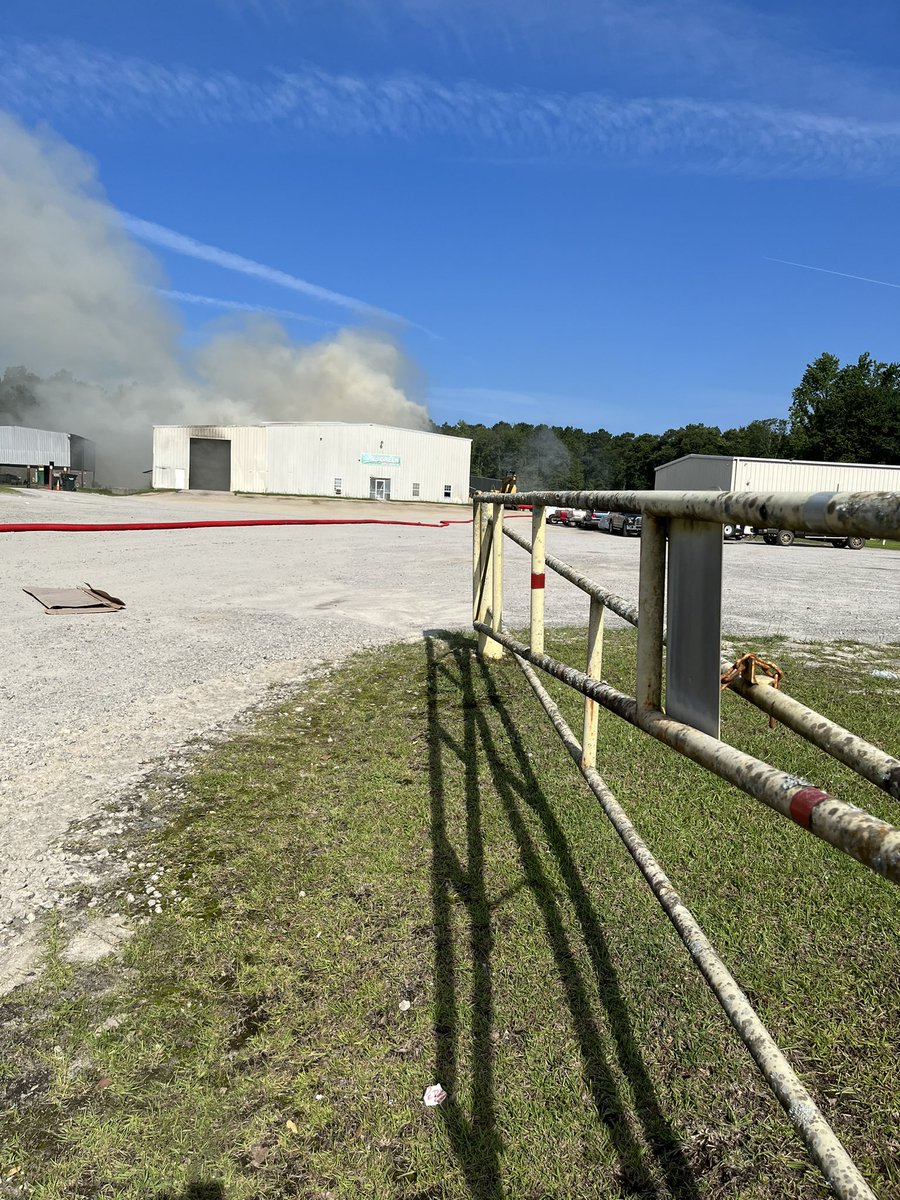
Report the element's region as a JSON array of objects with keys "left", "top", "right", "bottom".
[
  {"left": 443, "top": 484, "right": 452, "bottom": 499},
  {"left": 334, "top": 477, "right": 342, "bottom": 495},
  {"left": 412, "top": 482, "right": 420, "bottom": 497}
]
